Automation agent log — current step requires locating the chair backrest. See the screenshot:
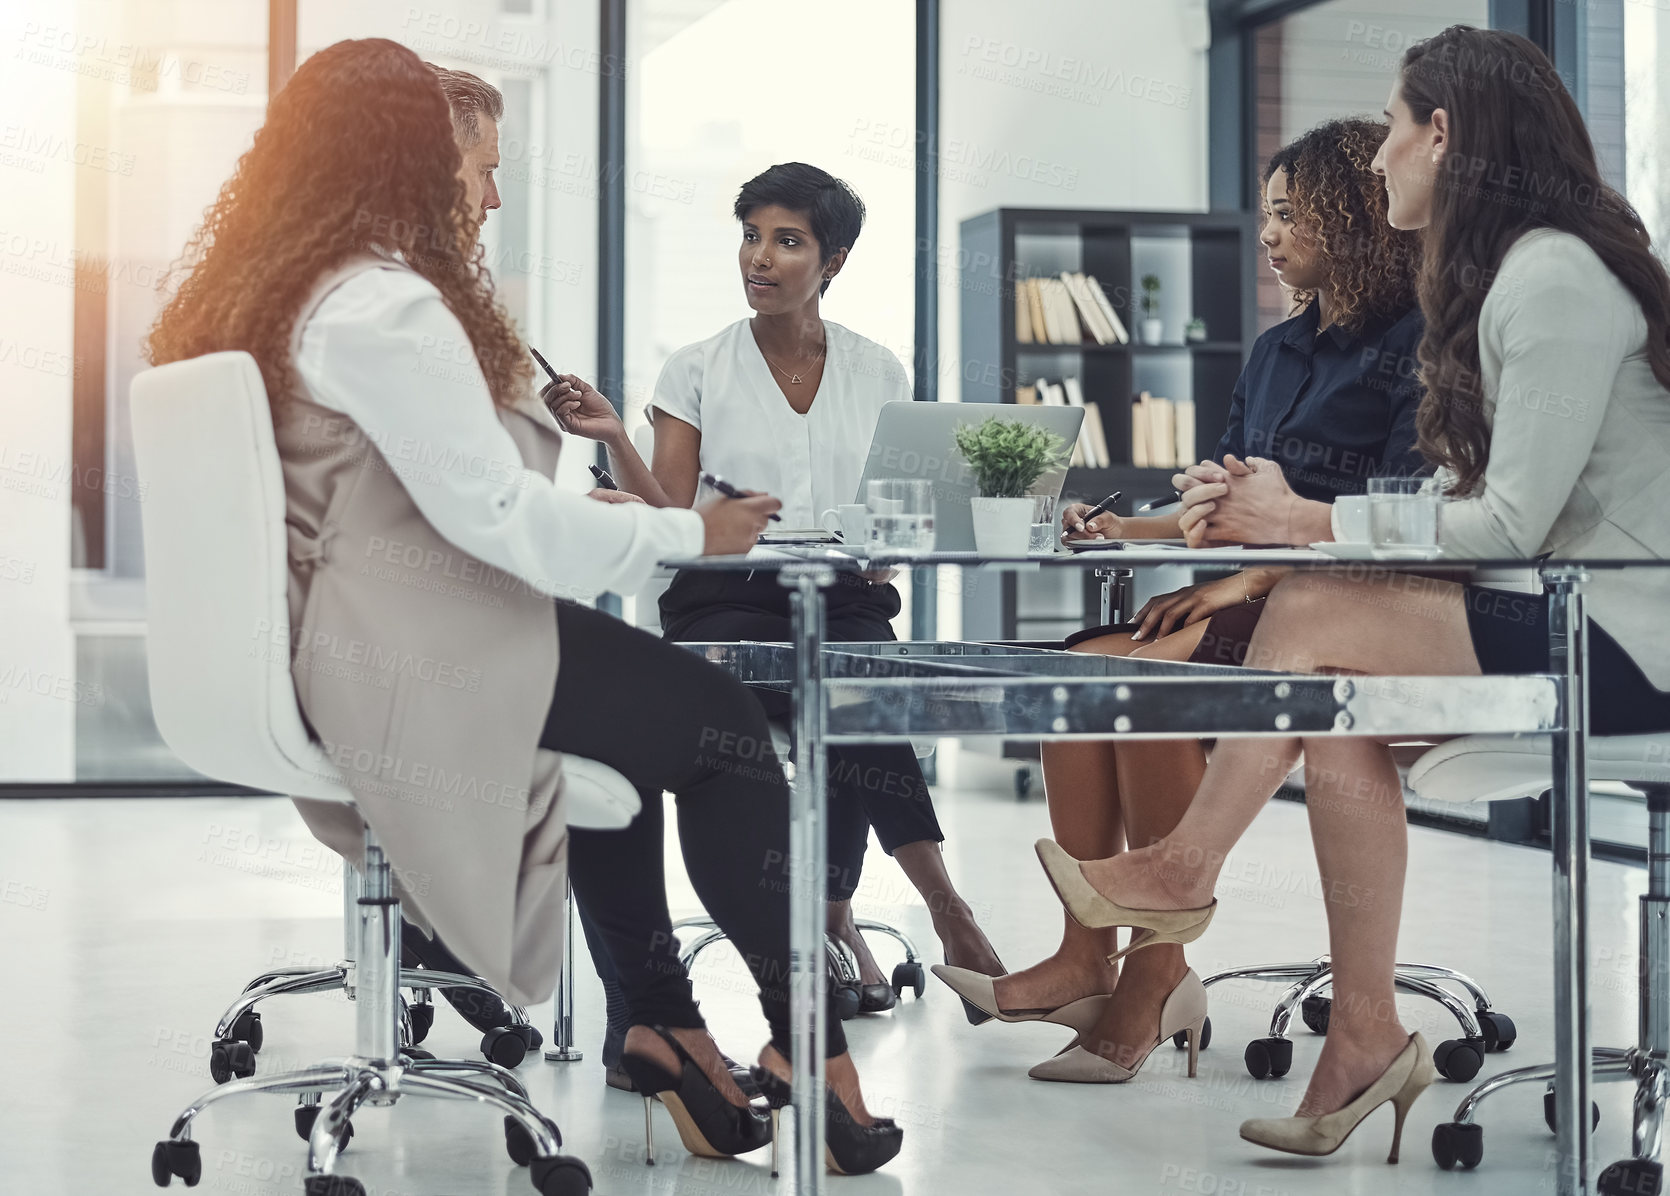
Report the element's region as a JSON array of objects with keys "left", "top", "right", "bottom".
[
  {"left": 1408, "top": 732, "right": 1670, "bottom": 806},
  {"left": 130, "top": 351, "right": 350, "bottom": 801}
]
